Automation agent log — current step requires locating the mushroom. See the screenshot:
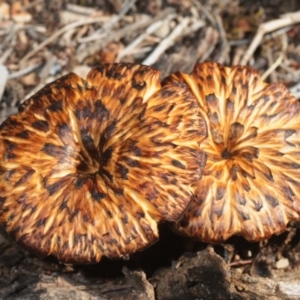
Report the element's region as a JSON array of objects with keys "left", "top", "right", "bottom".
[
  {"left": 0, "top": 63, "right": 207, "bottom": 263},
  {"left": 167, "top": 62, "right": 300, "bottom": 242}
]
